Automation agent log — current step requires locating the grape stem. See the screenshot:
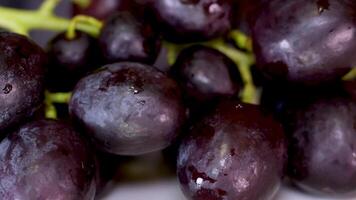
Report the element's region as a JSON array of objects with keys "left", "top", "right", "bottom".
[
  {"left": 66, "top": 15, "right": 103, "bottom": 39},
  {"left": 0, "top": 0, "right": 102, "bottom": 37},
  {"left": 45, "top": 92, "right": 72, "bottom": 119}
]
